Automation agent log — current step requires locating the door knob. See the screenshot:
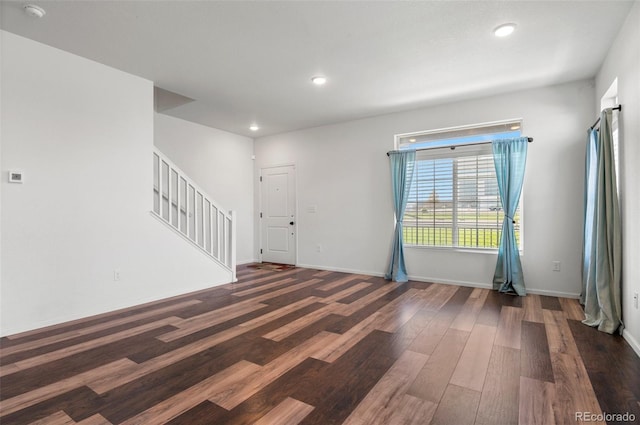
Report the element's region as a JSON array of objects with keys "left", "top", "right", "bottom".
[{"left": 290, "top": 221, "right": 295, "bottom": 225}]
